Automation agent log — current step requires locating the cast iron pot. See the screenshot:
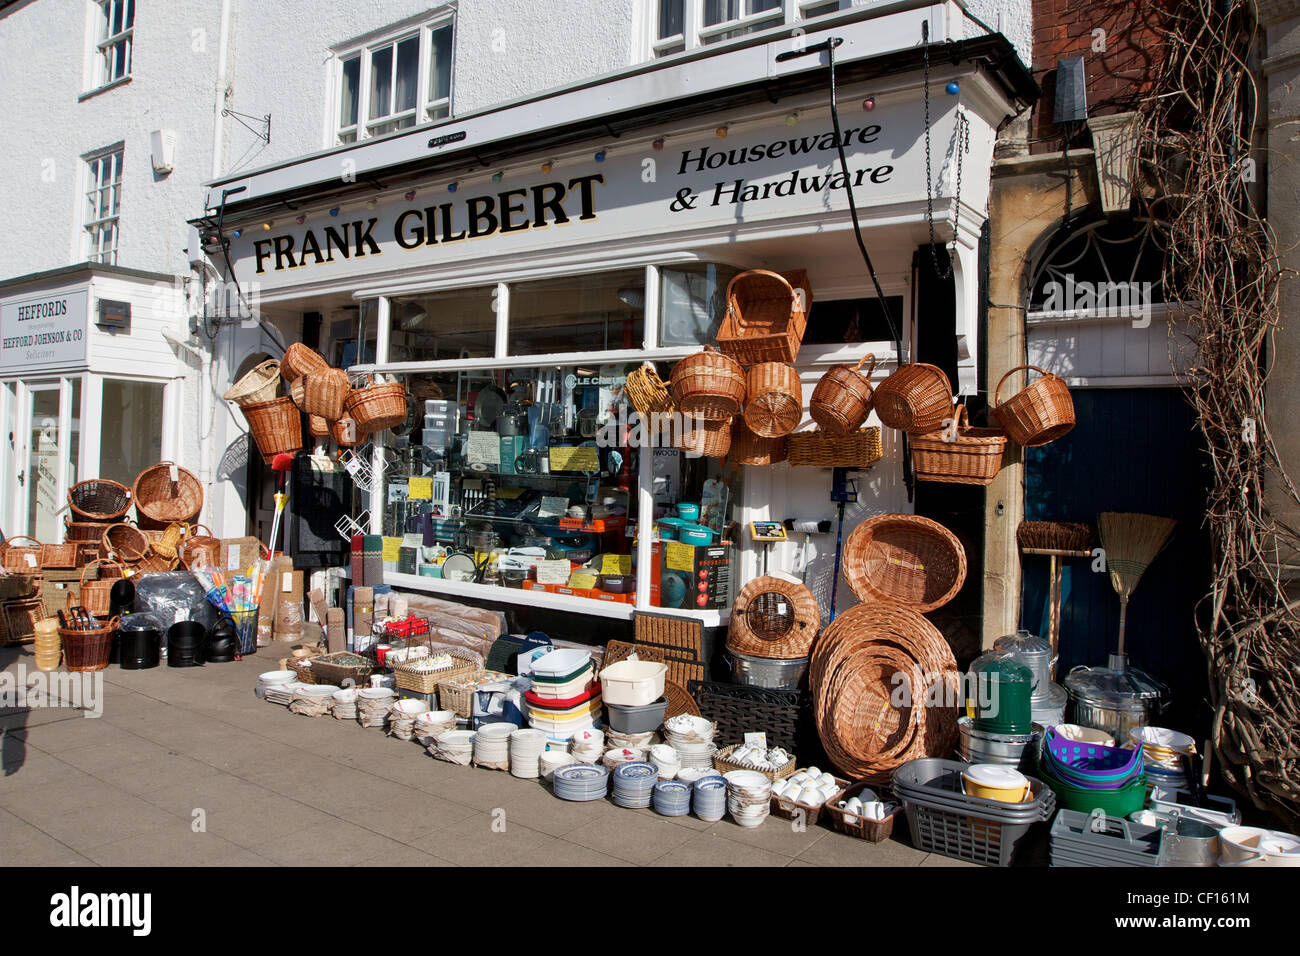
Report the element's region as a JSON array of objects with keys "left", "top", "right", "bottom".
[
  {"left": 166, "top": 621, "right": 206, "bottom": 667},
  {"left": 118, "top": 623, "right": 161, "bottom": 670},
  {"left": 205, "top": 619, "right": 238, "bottom": 663}
]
